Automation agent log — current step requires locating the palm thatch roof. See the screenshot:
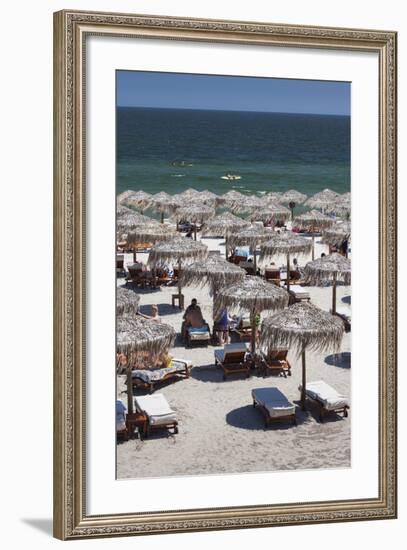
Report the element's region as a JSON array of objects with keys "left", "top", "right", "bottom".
[
  {"left": 266, "top": 192, "right": 283, "bottom": 203},
  {"left": 201, "top": 211, "right": 250, "bottom": 237},
  {"left": 324, "top": 192, "right": 351, "bottom": 216},
  {"left": 304, "top": 253, "right": 351, "bottom": 285},
  {"left": 279, "top": 189, "right": 308, "bottom": 204},
  {"left": 214, "top": 276, "right": 289, "bottom": 317},
  {"left": 195, "top": 190, "right": 219, "bottom": 207},
  {"left": 304, "top": 188, "right": 340, "bottom": 209},
  {"left": 126, "top": 222, "right": 177, "bottom": 245},
  {"left": 321, "top": 221, "right": 351, "bottom": 246},
  {"left": 293, "top": 209, "right": 334, "bottom": 230},
  {"left": 116, "top": 204, "right": 133, "bottom": 217},
  {"left": 249, "top": 203, "right": 291, "bottom": 223},
  {"left": 232, "top": 195, "right": 264, "bottom": 214},
  {"left": 228, "top": 225, "right": 273, "bottom": 249},
  {"left": 117, "top": 315, "right": 176, "bottom": 356},
  {"left": 117, "top": 190, "right": 134, "bottom": 205},
  {"left": 180, "top": 255, "right": 245, "bottom": 294},
  {"left": 121, "top": 190, "right": 152, "bottom": 210},
  {"left": 148, "top": 237, "right": 208, "bottom": 267},
  {"left": 259, "top": 302, "right": 344, "bottom": 355},
  {"left": 116, "top": 286, "right": 140, "bottom": 316},
  {"left": 172, "top": 205, "right": 216, "bottom": 224},
  {"left": 116, "top": 212, "right": 154, "bottom": 239},
  {"left": 260, "top": 231, "right": 312, "bottom": 260}
]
